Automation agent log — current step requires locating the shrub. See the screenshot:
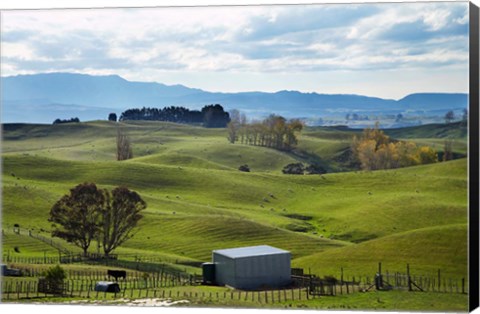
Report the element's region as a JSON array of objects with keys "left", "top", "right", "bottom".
[
  {"left": 306, "top": 164, "right": 327, "bottom": 175},
  {"left": 282, "top": 163, "right": 305, "bottom": 175},
  {"left": 238, "top": 164, "right": 250, "bottom": 172},
  {"left": 44, "top": 265, "right": 67, "bottom": 283},
  {"left": 41, "top": 265, "right": 67, "bottom": 295}
]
